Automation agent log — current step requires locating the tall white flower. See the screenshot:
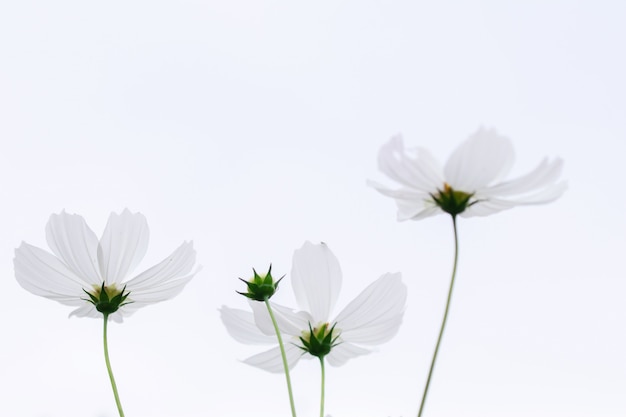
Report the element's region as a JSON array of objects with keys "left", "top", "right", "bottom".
[
  {"left": 368, "top": 128, "right": 567, "bottom": 220},
  {"left": 14, "top": 209, "right": 198, "bottom": 322},
  {"left": 221, "top": 241, "right": 407, "bottom": 372}
]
